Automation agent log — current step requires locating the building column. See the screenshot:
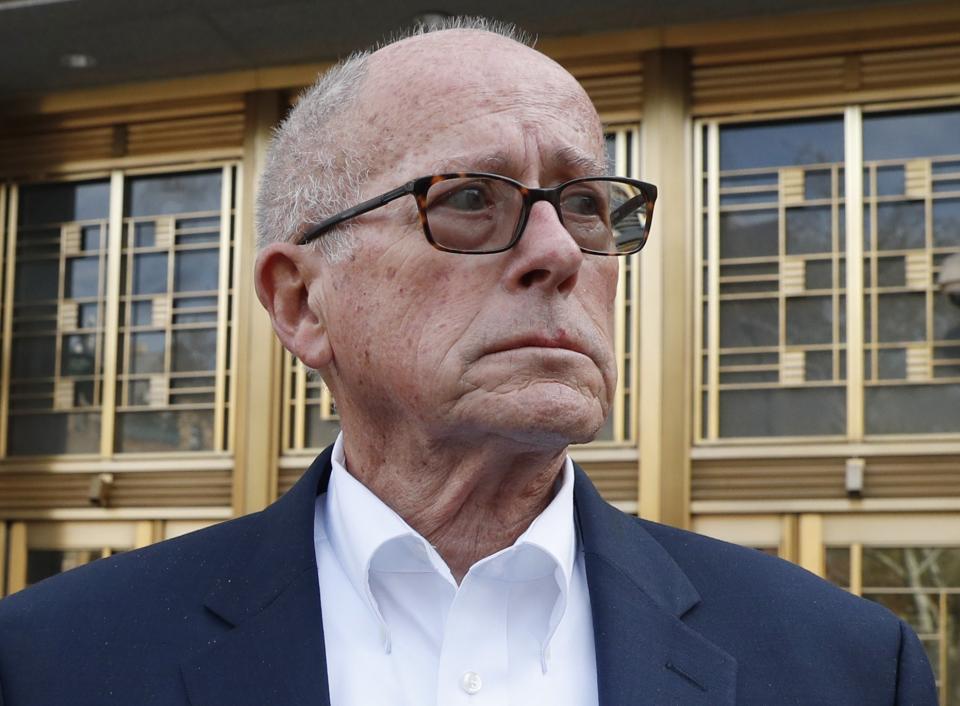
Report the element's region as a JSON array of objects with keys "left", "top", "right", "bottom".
[
  {"left": 232, "top": 91, "right": 284, "bottom": 515},
  {"left": 638, "top": 49, "right": 691, "bottom": 528}
]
